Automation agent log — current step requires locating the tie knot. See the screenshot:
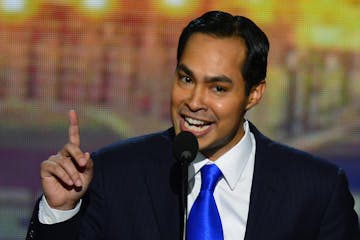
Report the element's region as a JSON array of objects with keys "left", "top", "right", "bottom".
[{"left": 200, "top": 164, "right": 223, "bottom": 193}]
